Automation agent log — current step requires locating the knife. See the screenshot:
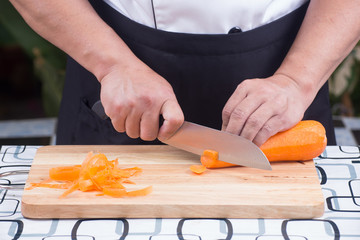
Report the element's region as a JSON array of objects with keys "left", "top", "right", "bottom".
[{"left": 92, "top": 100, "right": 271, "bottom": 170}]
